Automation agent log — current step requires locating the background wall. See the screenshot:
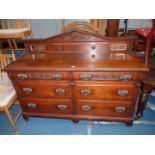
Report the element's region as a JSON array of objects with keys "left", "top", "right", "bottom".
[
  {"left": 30, "top": 19, "right": 90, "bottom": 38},
  {"left": 30, "top": 19, "right": 152, "bottom": 38},
  {"left": 0, "top": 19, "right": 151, "bottom": 38}
]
